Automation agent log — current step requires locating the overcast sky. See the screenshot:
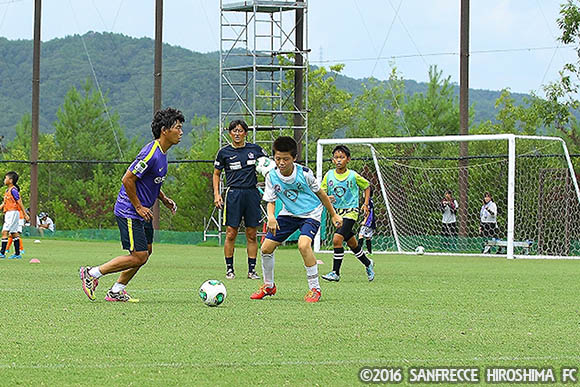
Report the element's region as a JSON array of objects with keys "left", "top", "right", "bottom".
[{"left": 0, "top": 0, "right": 576, "bottom": 95}]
